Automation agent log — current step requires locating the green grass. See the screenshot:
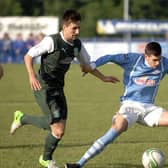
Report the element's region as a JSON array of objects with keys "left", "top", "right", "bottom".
[{"left": 0, "top": 64, "right": 168, "bottom": 168}]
